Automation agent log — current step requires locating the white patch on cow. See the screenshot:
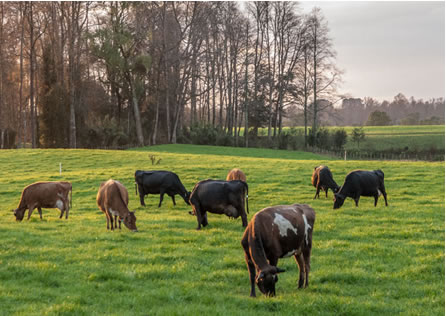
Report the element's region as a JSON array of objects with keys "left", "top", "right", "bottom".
[
  {"left": 55, "top": 200, "right": 64, "bottom": 210},
  {"left": 283, "top": 250, "right": 297, "bottom": 258},
  {"left": 109, "top": 208, "right": 119, "bottom": 216},
  {"left": 302, "top": 214, "right": 312, "bottom": 245},
  {"left": 273, "top": 213, "right": 298, "bottom": 237},
  {"left": 378, "top": 189, "right": 382, "bottom": 196}
]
